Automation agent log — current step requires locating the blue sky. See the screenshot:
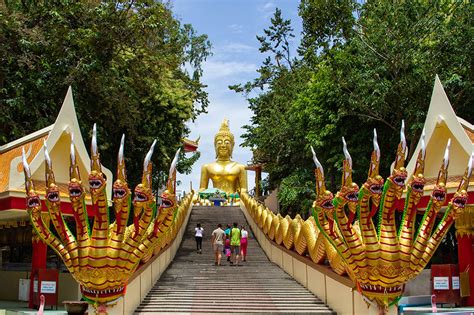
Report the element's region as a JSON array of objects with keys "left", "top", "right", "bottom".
[{"left": 171, "top": 1, "right": 302, "bottom": 194}]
